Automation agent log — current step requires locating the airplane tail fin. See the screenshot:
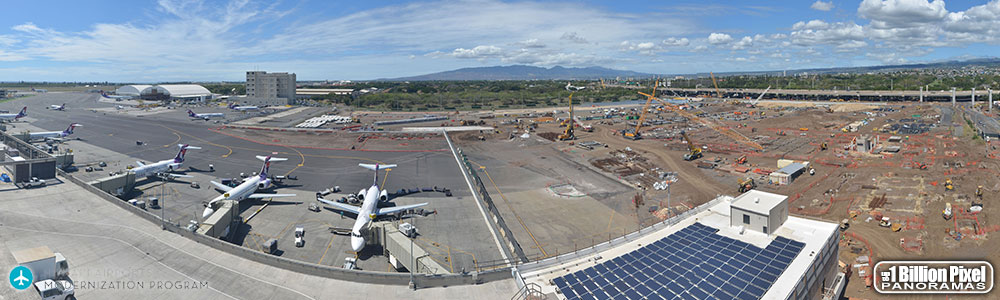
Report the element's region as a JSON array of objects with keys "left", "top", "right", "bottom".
[
  {"left": 255, "top": 155, "right": 287, "bottom": 178},
  {"left": 187, "top": 110, "right": 196, "bottom": 117},
  {"left": 16, "top": 107, "right": 26, "bottom": 118},
  {"left": 65, "top": 123, "right": 81, "bottom": 134},
  {"left": 174, "top": 144, "right": 200, "bottom": 162},
  {"left": 359, "top": 163, "right": 395, "bottom": 185}
]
